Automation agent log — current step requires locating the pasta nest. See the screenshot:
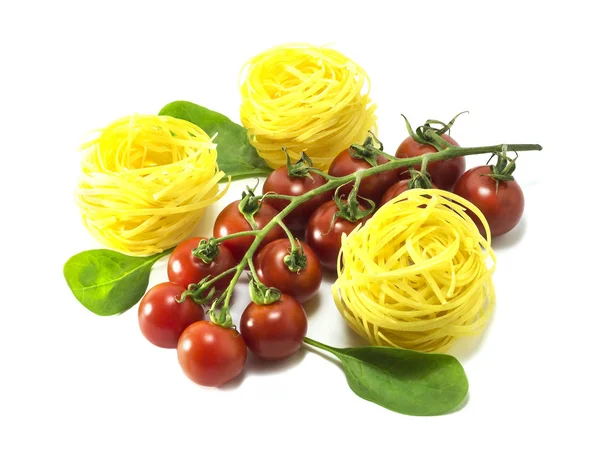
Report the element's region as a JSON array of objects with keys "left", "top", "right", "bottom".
[
  {"left": 76, "top": 114, "right": 227, "bottom": 256},
  {"left": 239, "top": 43, "right": 377, "bottom": 170},
  {"left": 332, "top": 189, "right": 496, "bottom": 353}
]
